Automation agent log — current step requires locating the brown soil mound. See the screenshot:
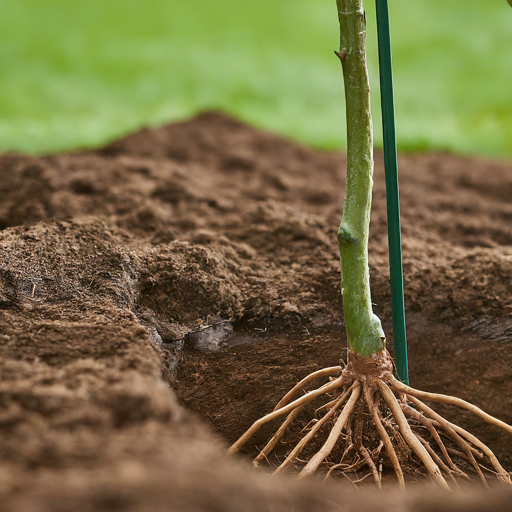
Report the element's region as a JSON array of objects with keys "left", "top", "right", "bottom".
[{"left": 1, "top": 111, "right": 512, "bottom": 510}]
